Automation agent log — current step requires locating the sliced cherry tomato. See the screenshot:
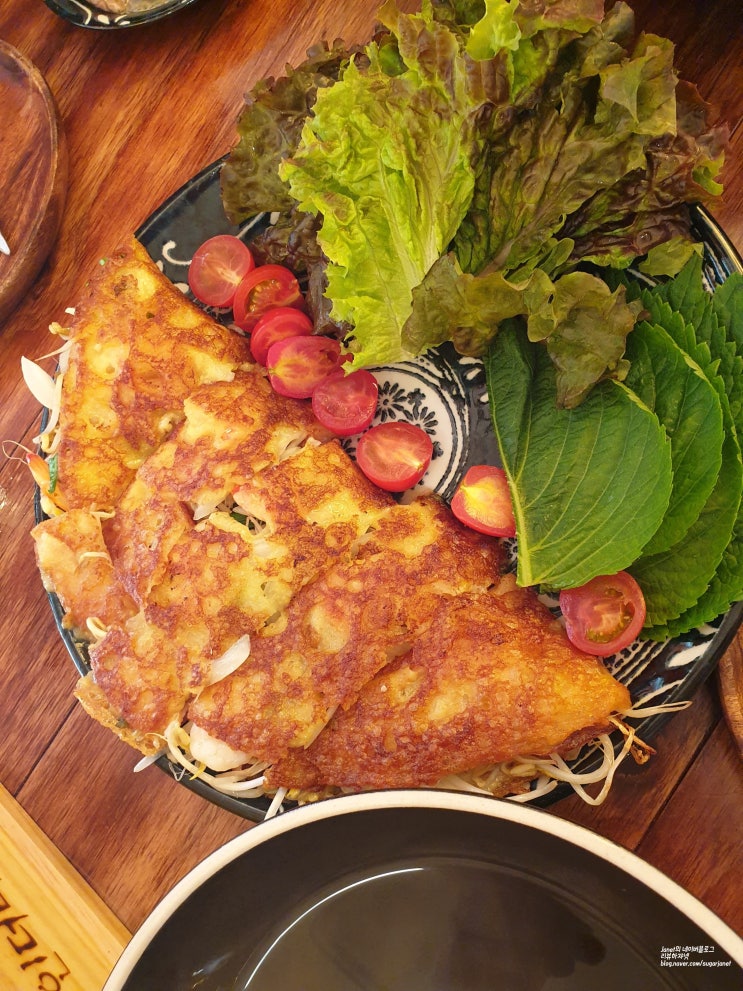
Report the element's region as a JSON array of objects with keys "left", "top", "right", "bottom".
[
  {"left": 312, "top": 368, "right": 379, "bottom": 436},
  {"left": 266, "top": 335, "right": 342, "bottom": 399},
  {"left": 355, "top": 421, "right": 433, "bottom": 493},
  {"left": 187, "top": 235, "right": 254, "bottom": 308},
  {"left": 233, "top": 264, "right": 304, "bottom": 333},
  {"left": 450, "top": 465, "right": 516, "bottom": 538},
  {"left": 559, "top": 571, "right": 646, "bottom": 657},
  {"left": 250, "top": 307, "right": 314, "bottom": 366}
]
